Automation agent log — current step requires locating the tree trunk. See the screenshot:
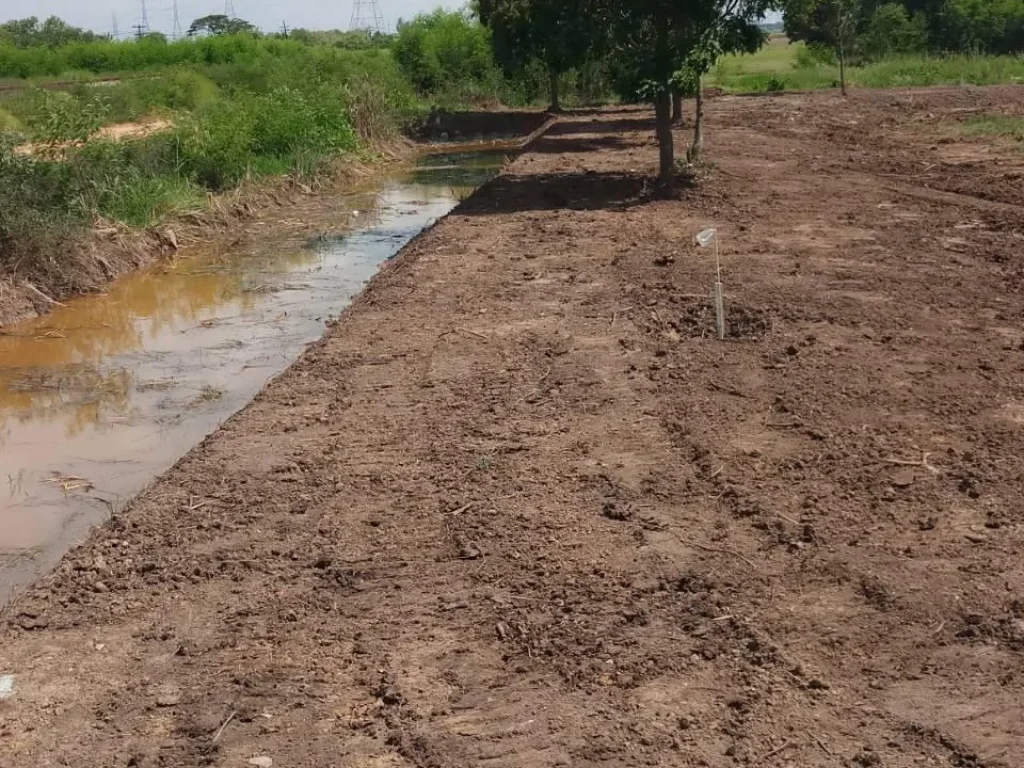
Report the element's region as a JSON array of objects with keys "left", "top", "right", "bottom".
[
  {"left": 689, "top": 76, "right": 705, "bottom": 162},
  {"left": 548, "top": 67, "right": 561, "bottom": 113},
  {"left": 671, "top": 89, "right": 683, "bottom": 124},
  {"left": 655, "top": 90, "right": 674, "bottom": 185},
  {"left": 838, "top": 41, "right": 847, "bottom": 97}
]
